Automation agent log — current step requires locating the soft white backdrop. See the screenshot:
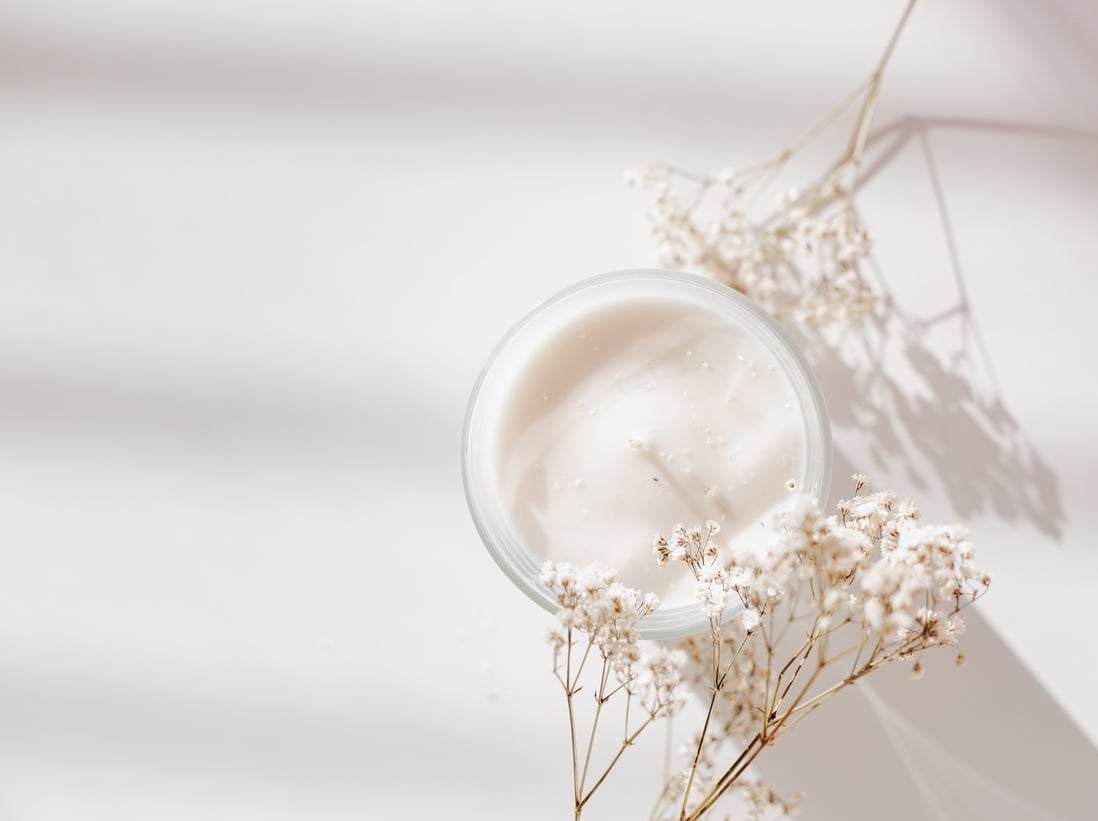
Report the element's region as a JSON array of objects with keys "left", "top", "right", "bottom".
[{"left": 0, "top": 1, "right": 1096, "bottom": 819}]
